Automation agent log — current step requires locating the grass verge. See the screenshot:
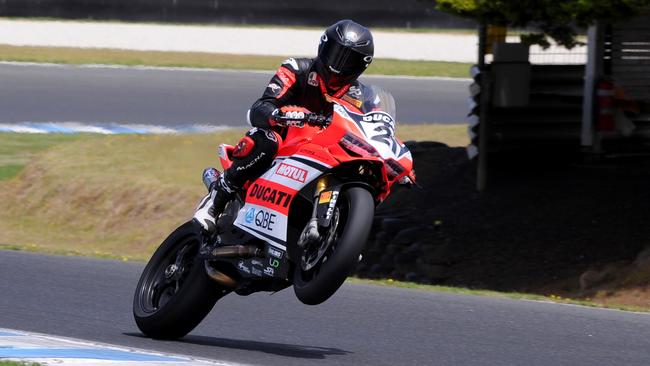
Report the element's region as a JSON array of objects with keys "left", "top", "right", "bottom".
[
  {"left": 0, "top": 124, "right": 467, "bottom": 259},
  {"left": 0, "top": 361, "right": 41, "bottom": 366},
  {"left": 348, "top": 278, "right": 650, "bottom": 313},
  {"left": 0, "top": 134, "right": 89, "bottom": 181},
  {"left": 0, "top": 45, "right": 473, "bottom": 78},
  {"left": 5, "top": 127, "right": 647, "bottom": 312}
]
